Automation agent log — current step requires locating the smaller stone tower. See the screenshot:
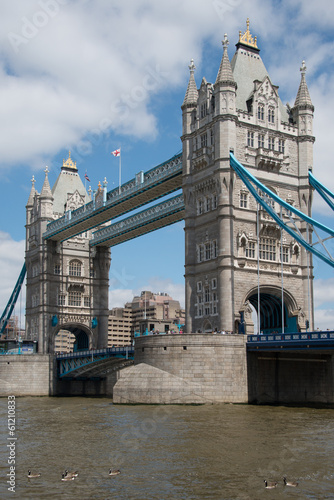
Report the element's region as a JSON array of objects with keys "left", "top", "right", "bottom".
[{"left": 25, "top": 153, "right": 111, "bottom": 353}]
